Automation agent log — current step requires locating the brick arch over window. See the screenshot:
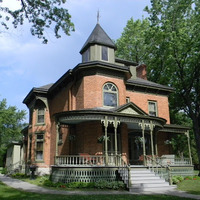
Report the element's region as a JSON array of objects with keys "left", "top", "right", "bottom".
[
  {"left": 103, "top": 82, "right": 118, "bottom": 107},
  {"left": 34, "top": 99, "right": 46, "bottom": 124}
]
